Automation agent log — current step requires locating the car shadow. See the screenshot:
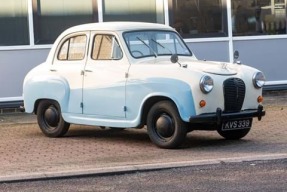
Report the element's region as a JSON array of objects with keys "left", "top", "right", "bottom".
[
  {"left": 65, "top": 125, "right": 151, "bottom": 143},
  {"left": 63, "top": 125, "right": 252, "bottom": 150}
]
